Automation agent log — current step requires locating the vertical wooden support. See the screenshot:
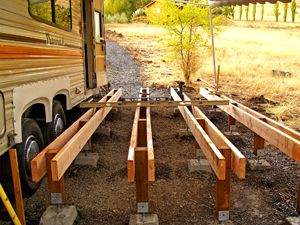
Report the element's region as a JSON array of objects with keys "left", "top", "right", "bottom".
[
  {"left": 216, "top": 148, "right": 231, "bottom": 221},
  {"left": 135, "top": 147, "right": 149, "bottom": 213},
  {"left": 228, "top": 115, "right": 236, "bottom": 131},
  {"left": 297, "top": 181, "right": 300, "bottom": 213},
  {"left": 253, "top": 133, "right": 265, "bottom": 156},
  {"left": 46, "top": 150, "right": 65, "bottom": 204},
  {"left": 9, "top": 149, "right": 26, "bottom": 225}
]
